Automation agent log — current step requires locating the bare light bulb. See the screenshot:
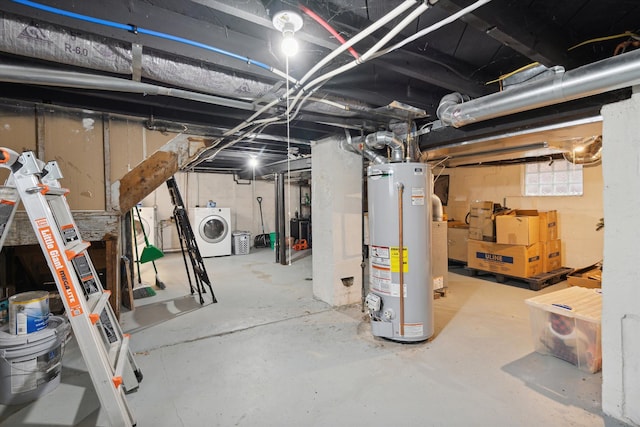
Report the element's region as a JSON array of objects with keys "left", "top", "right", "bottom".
[
  {"left": 272, "top": 10, "right": 303, "bottom": 58},
  {"left": 248, "top": 157, "right": 259, "bottom": 168},
  {"left": 281, "top": 30, "right": 299, "bottom": 57}
]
